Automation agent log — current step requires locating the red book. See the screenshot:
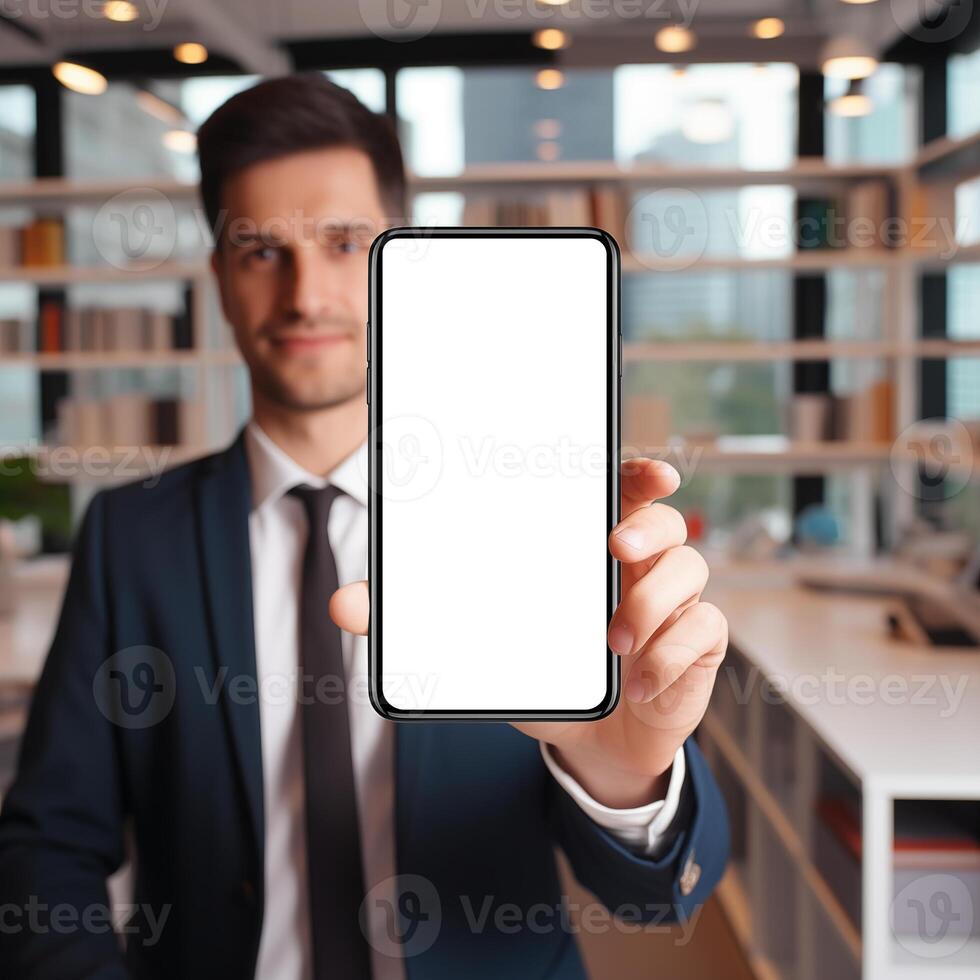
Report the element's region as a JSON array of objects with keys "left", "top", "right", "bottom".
[{"left": 39, "top": 298, "right": 62, "bottom": 353}]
